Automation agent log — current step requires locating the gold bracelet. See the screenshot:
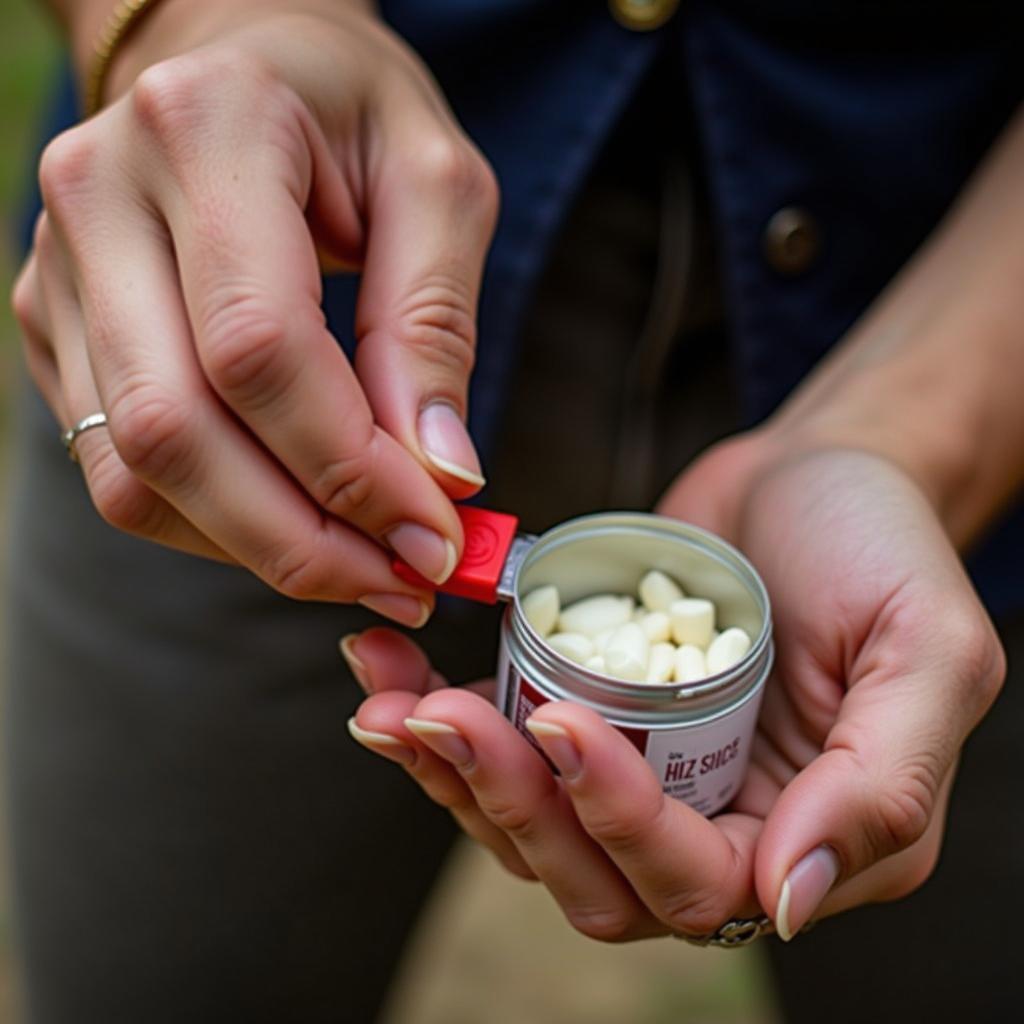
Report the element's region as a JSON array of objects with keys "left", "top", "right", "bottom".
[{"left": 85, "top": 0, "right": 166, "bottom": 117}]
